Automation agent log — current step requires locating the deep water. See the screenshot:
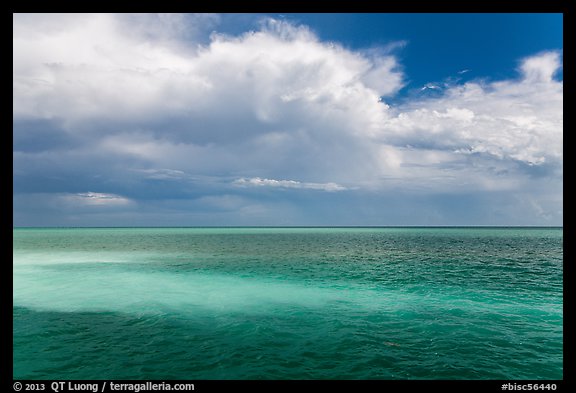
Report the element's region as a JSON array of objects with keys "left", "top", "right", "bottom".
[{"left": 13, "top": 227, "right": 563, "bottom": 379}]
